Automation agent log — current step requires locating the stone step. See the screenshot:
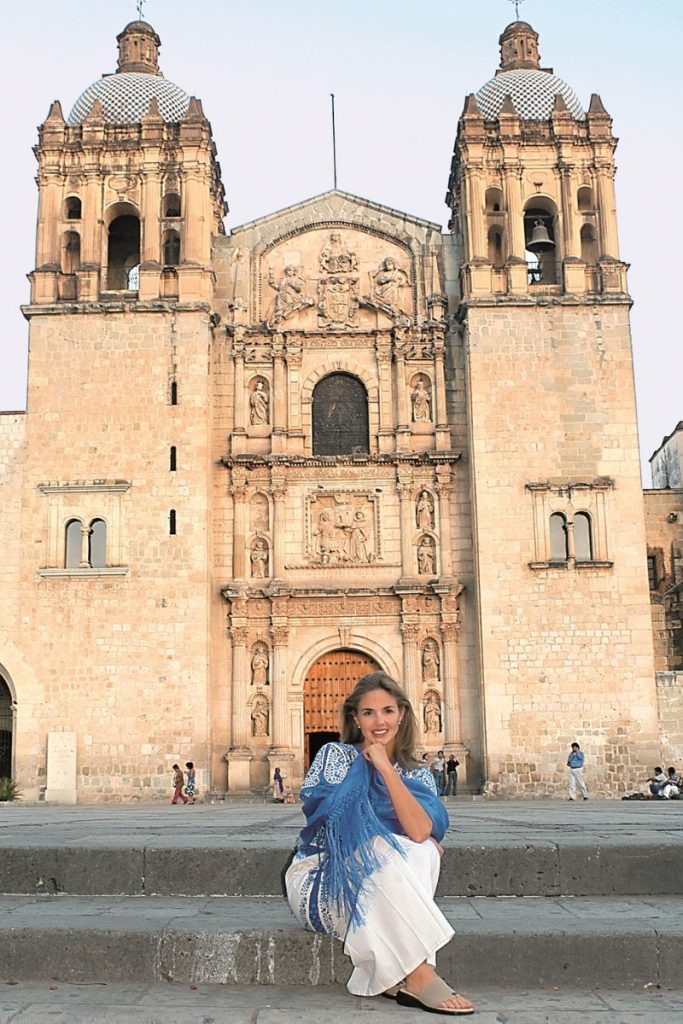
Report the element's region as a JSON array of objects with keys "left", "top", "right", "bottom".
[
  {"left": 0, "top": 894, "right": 682, "bottom": 991},
  {"left": 1, "top": 839, "right": 681, "bottom": 898}
]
